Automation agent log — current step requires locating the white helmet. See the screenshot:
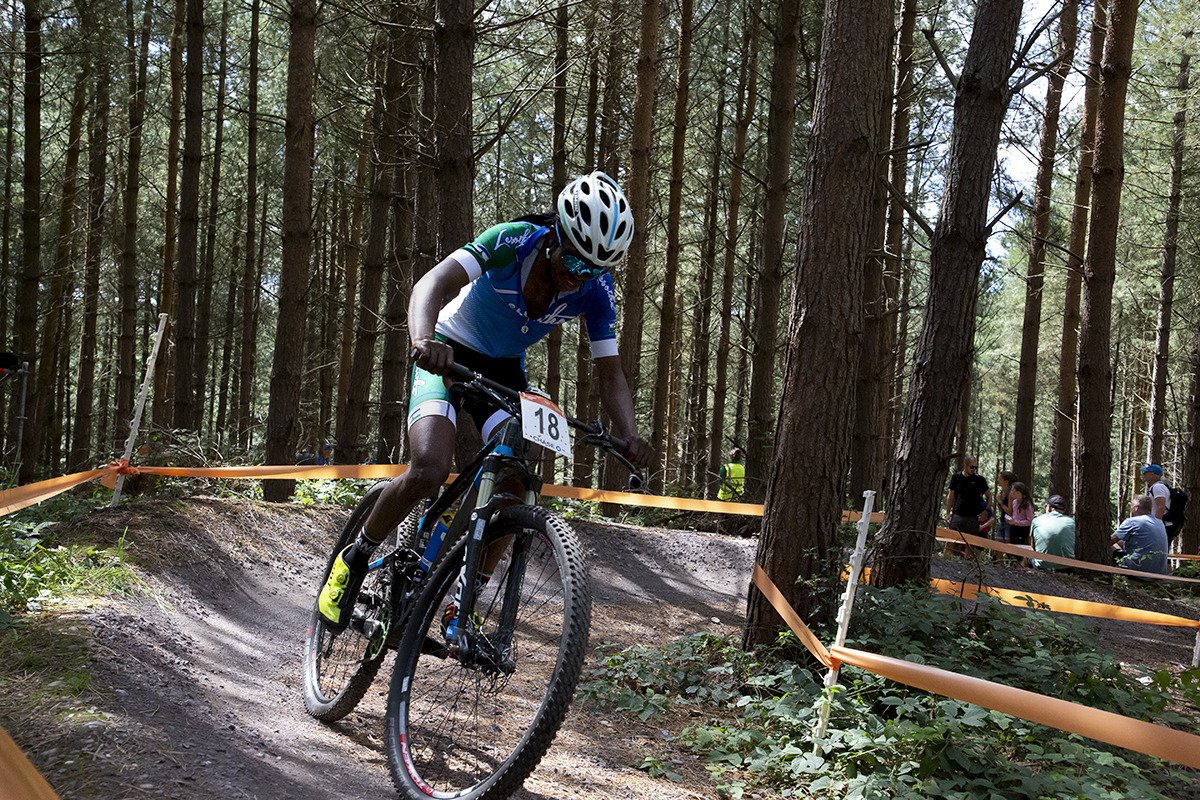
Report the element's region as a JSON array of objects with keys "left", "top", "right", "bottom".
[{"left": 556, "top": 172, "right": 634, "bottom": 268}]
